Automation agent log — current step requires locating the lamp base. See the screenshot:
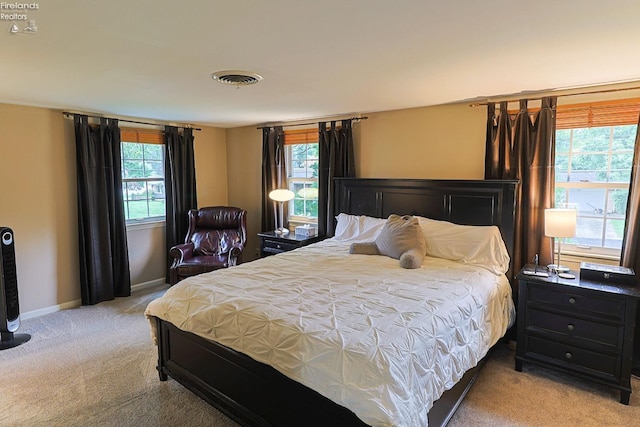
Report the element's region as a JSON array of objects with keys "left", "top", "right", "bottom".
[{"left": 274, "top": 228, "right": 290, "bottom": 235}]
